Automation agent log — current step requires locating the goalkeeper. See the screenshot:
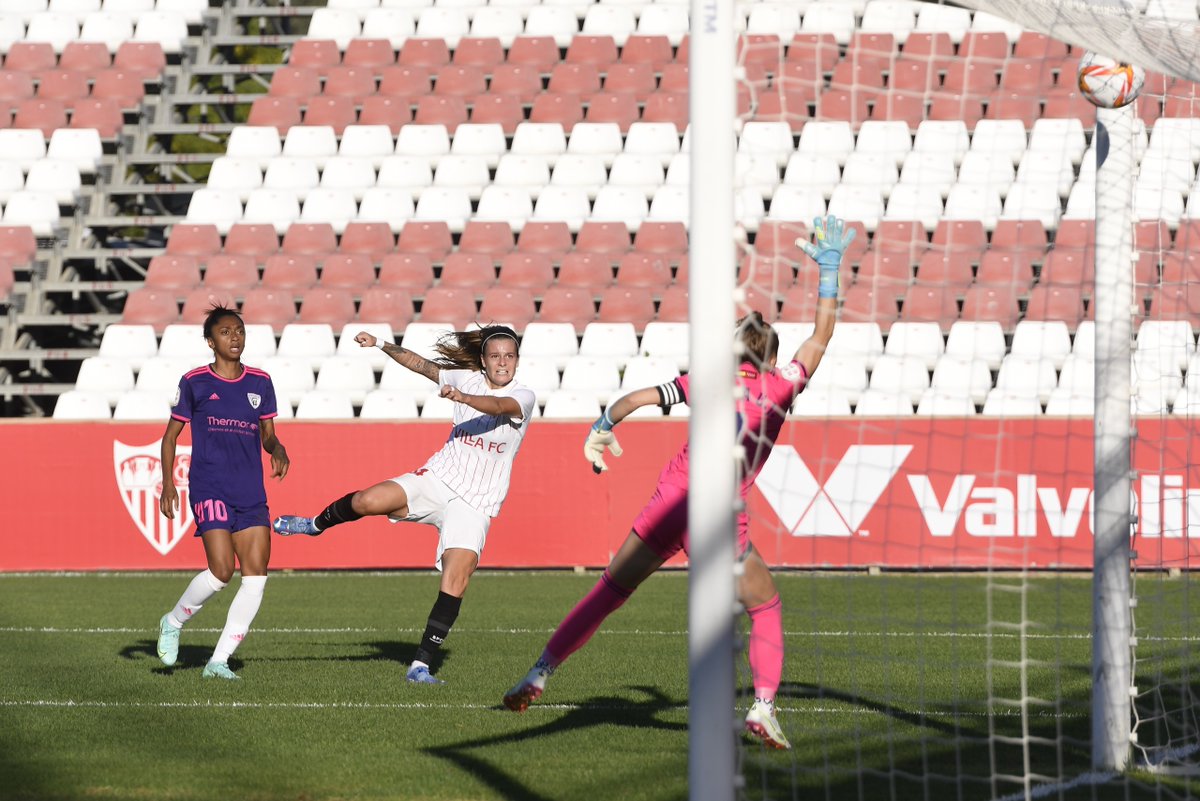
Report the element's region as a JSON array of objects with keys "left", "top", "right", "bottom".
[{"left": 503, "top": 215, "right": 856, "bottom": 751}]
